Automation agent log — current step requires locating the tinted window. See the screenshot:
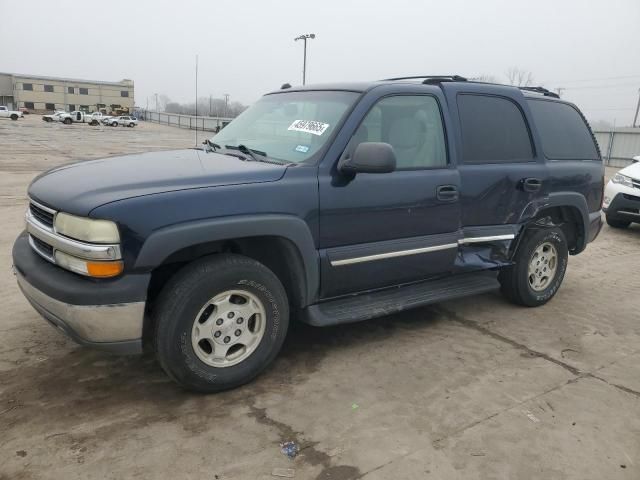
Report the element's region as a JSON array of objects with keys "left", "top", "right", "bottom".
[
  {"left": 23, "top": 83, "right": 33, "bottom": 91},
  {"left": 44, "top": 85, "right": 54, "bottom": 92},
  {"left": 352, "top": 95, "right": 447, "bottom": 169},
  {"left": 458, "top": 94, "right": 533, "bottom": 163},
  {"left": 528, "top": 100, "right": 599, "bottom": 160}
]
